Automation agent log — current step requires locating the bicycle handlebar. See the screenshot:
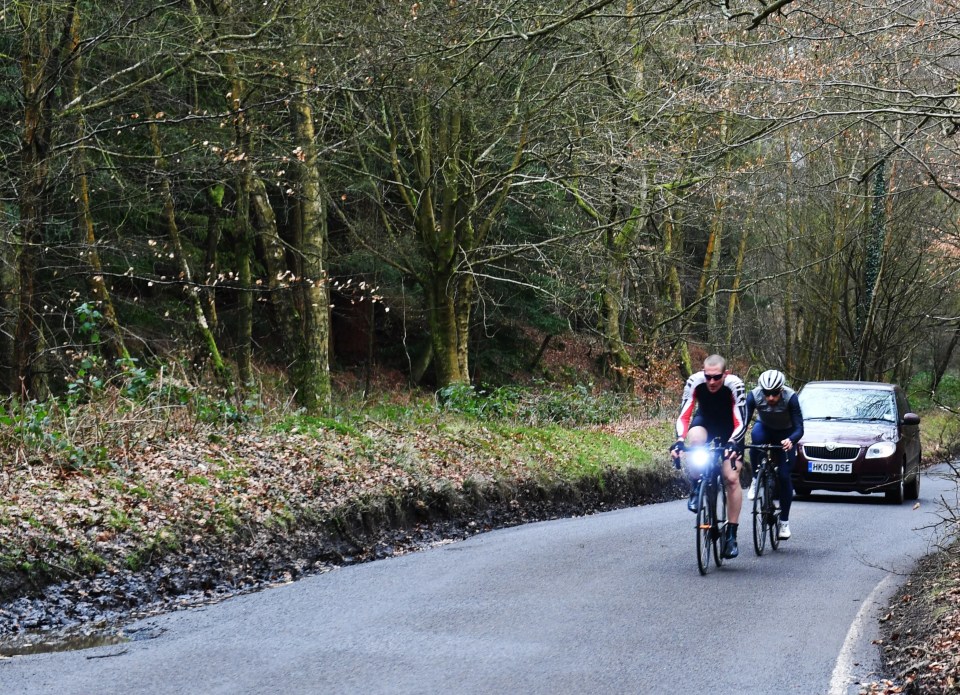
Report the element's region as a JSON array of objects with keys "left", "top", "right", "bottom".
[{"left": 684, "top": 439, "right": 740, "bottom": 472}]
